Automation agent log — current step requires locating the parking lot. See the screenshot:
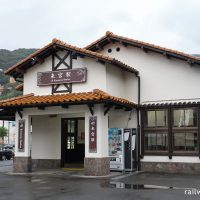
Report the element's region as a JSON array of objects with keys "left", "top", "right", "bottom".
[
  {"left": 0, "top": 160, "right": 13, "bottom": 173},
  {"left": 0, "top": 161, "right": 199, "bottom": 200}
]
